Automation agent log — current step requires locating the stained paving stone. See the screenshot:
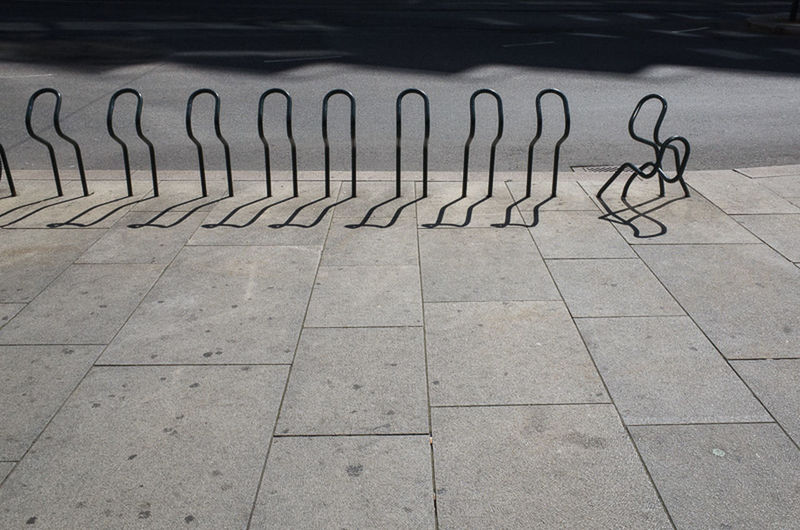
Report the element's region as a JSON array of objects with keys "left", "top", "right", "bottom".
[
  {"left": 0, "top": 463, "right": 13, "bottom": 484},
  {"left": 636, "top": 244, "right": 800, "bottom": 359},
  {"left": 758, "top": 175, "right": 800, "bottom": 198},
  {"left": 0, "top": 345, "right": 100, "bottom": 460},
  {"left": 630, "top": 423, "right": 800, "bottom": 529},
  {"left": 101, "top": 246, "right": 318, "bottom": 365},
  {"left": 576, "top": 317, "right": 769, "bottom": 425},
  {"left": 731, "top": 359, "right": 800, "bottom": 446},
  {"left": 735, "top": 164, "right": 800, "bottom": 178},
  {"left": 0, "top": 228, "right": 102, "bottom": 303},
  {"left": 528, "top": 210, "right": 636, "bottom": 258},
  {"left": 0, "top": 365, "right": 287, "bottom": 529},
  {"left": 426, "top": 301, "right": 607, "bottom": 406},
  {"left": 251, "top": 436, "right": 434, "bottom": 528},
  {"left": 416, "top": 181, "right": 524, "bottom": 227},
  {"left": 0, "top": 264, "right": 163, "bottom": 345},
  {"left": 322, "top": 218, "right": 418, "bottom": 266},
  {"left": 733, "top": 214, "right": 800, "bottom": 262},
  {"left": 419, "top": 228, "right": 559, "bottom": 302},
  {"left": 684, "top": 170, "right": 799, "bottom": 214},
  {"left": 432, "top": 405, "right": 671, "bottom": 529},
  {"left": 305, "top": 265, "right": 422, "bottom": 327},
  {"left": 547, "top": 258, "right": 683, "bottom": 317},
  {"left": 332, "top": 180, "right": 417, "bottom": 221},
  {"left": 276, "top": 327, "right": 427, "bottom": 435},
  {"left": 506, "top": 180, "right": 599, "bottom": 217},
  {"left": 0, "top": 305, "right": 24, "bottom": 329}
]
